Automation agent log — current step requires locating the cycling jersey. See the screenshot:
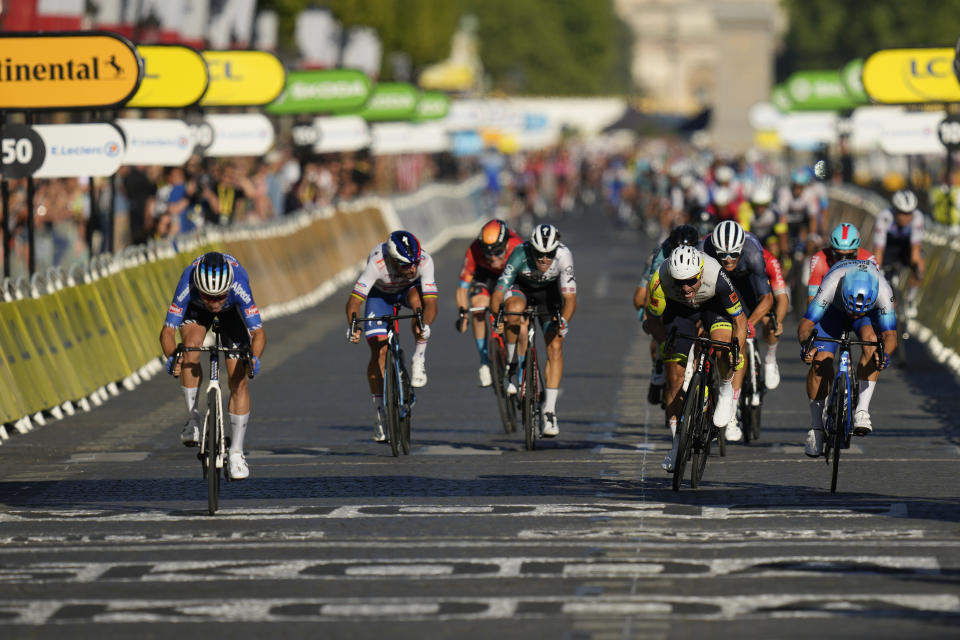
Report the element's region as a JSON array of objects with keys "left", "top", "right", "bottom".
[
  {"left": 638, "top": 238, "right": 671, "bottom": 289},
  {"left": 458, "top": 230, "right": 524, "bottom": 288},
  {"left": 165, "top": 253, "right": 262, "bottom": 331},
  {"left": 646, "top": 253, "right": 742, "bottom": 318},
  {"left": 804, "top": 260, "right": 895, "bottom": 333},
  {"left": 746, "top": 202, "right": 786, "bottom": 243},
  {"left": 776, "top": 185, "right": 820, "bottom": 236},
  {"left": 703, "top": 230, "right": 771, "bottom": 316},
  {"left": 762, "top": 246, "right": 787, "bottom": 296},
  {"left": 352, "top": 243, "right": 439, "bottom": 300},
  {"left": 496, "top": 242, "right": 576, "bottom": 294},
  {"left": 807, "top": 247, "right": 876, "bottom": 298},
  {"left": 873, "top": 208, "right": 924, "bottom": 268}
]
